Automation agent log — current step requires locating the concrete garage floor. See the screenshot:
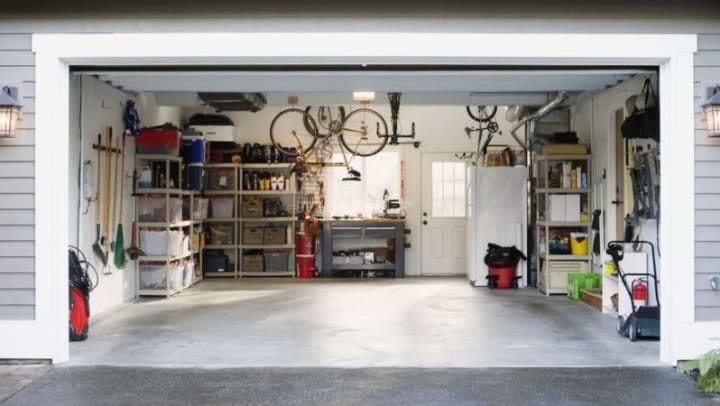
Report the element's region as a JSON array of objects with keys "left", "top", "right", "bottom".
[{"left": 69, "top": 277, "right": 659, "bottom": 367}]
